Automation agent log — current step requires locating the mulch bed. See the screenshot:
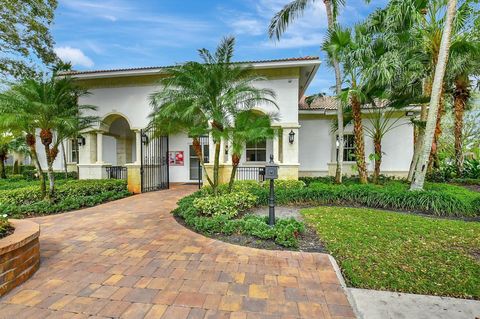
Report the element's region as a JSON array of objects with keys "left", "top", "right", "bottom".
[
  {"left": 0, "top": 224, "right": 14, "bottom": 239},
  {"left": 174, "top": 215, "right": 326, "bottom": 253}
]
